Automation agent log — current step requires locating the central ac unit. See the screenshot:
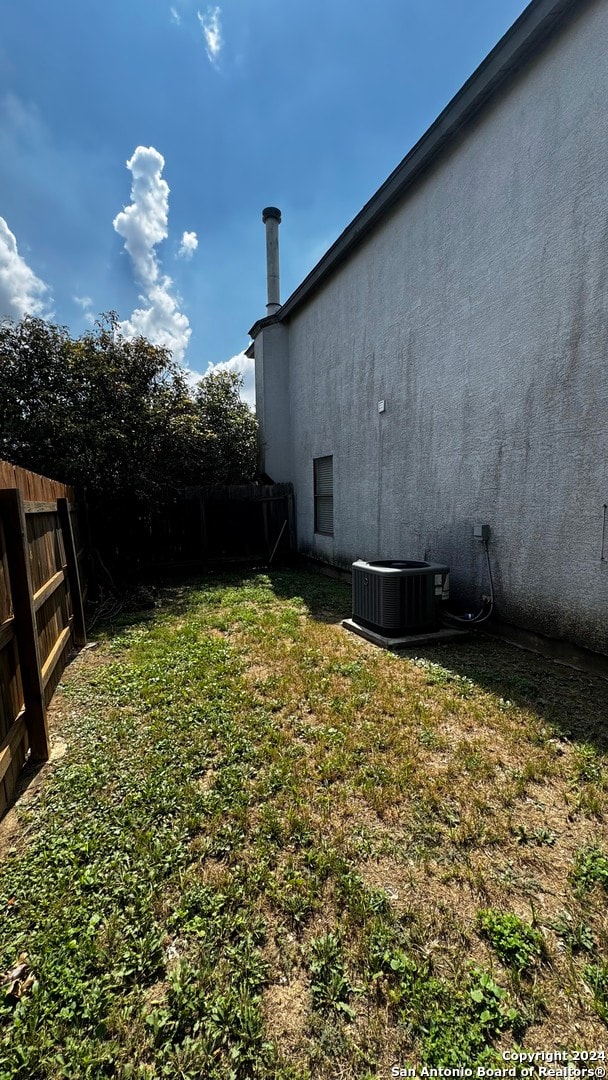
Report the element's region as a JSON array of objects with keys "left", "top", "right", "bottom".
[{"left": 352, "top": 559, "right": 450, "bottom": 636}]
